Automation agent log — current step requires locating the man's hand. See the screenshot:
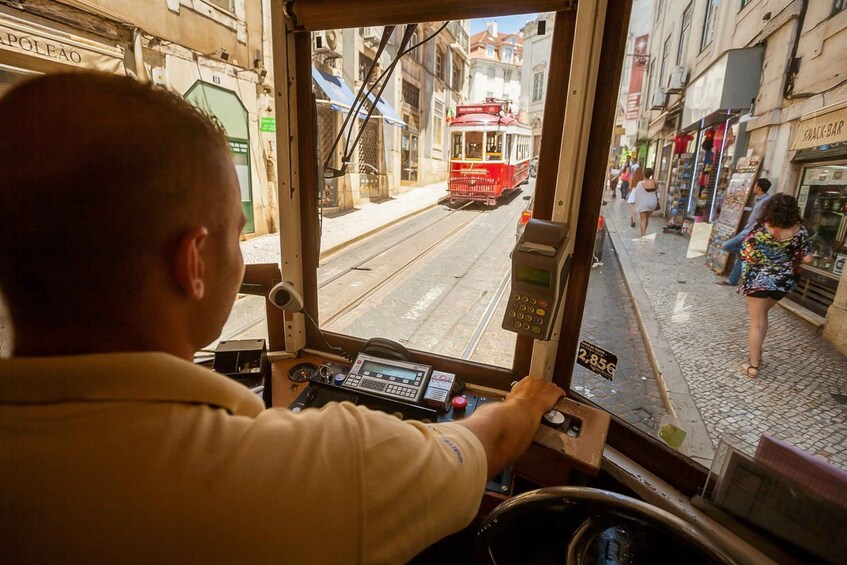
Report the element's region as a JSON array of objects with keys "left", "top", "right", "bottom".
[
  {"left": 456, "top": 377, "right": 565, "bottom": 478},
  {"left": 506, "top": 376, "right": 565, "bottom": 418}
]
